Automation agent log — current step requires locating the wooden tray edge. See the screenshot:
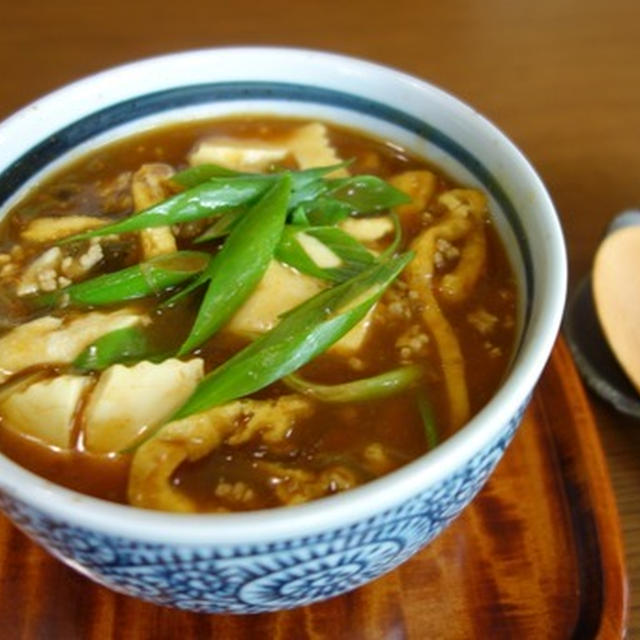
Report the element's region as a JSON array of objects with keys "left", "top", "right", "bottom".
[{"left": 551, "top": 337, "right": 628, "bottom": 638}]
